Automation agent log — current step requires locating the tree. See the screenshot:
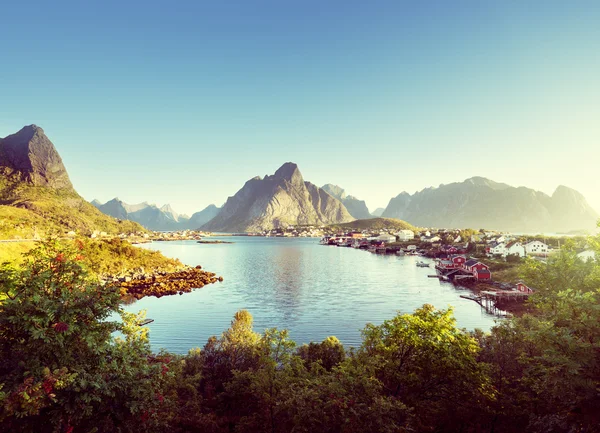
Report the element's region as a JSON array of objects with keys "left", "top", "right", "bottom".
[
  {"left": 357, "top": 304, "right": 494, "bottom": 431},
  {"left": 0, "top": 239, "right": 165, "bottom": 432},
  {"left": 297, "top": 336, "right": 345, "bottom": 371}
]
